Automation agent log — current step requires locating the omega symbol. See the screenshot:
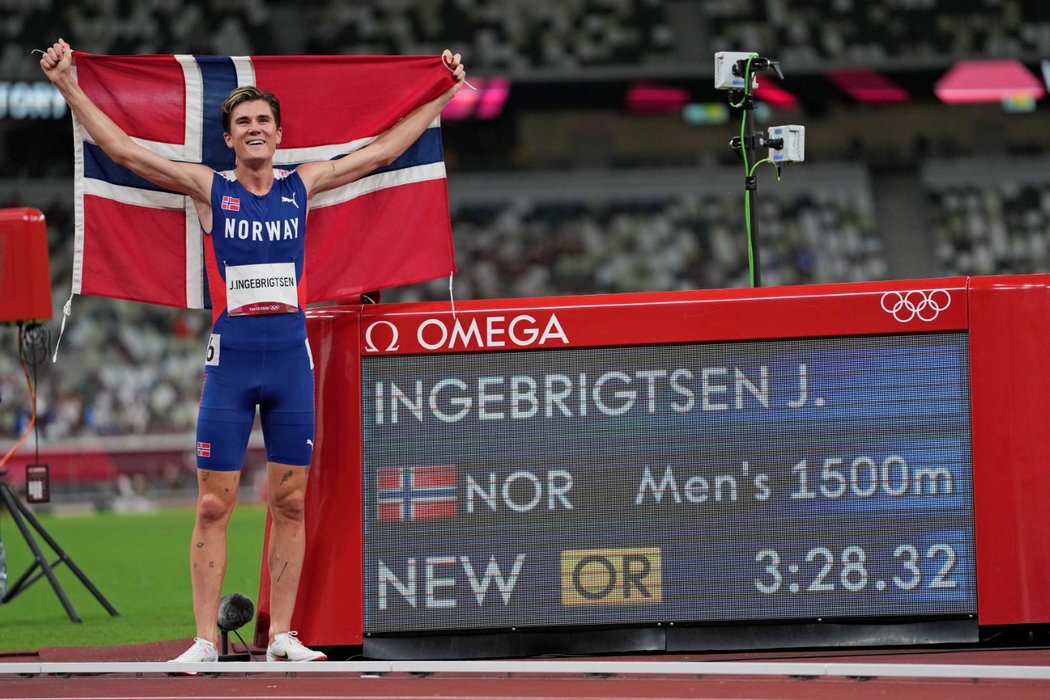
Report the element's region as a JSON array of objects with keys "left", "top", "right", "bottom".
[{"left": 364, "top": 320, "right": 400, "bottom": 352}]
